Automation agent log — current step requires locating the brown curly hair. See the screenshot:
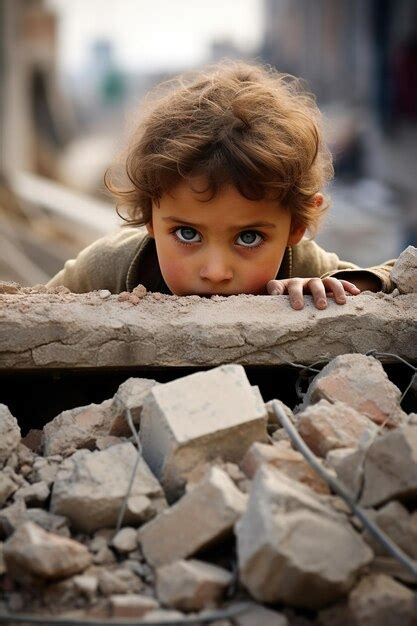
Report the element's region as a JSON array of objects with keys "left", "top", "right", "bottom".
[{"left": 105, "top": 59, "right": 334, "bottom": 238}]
